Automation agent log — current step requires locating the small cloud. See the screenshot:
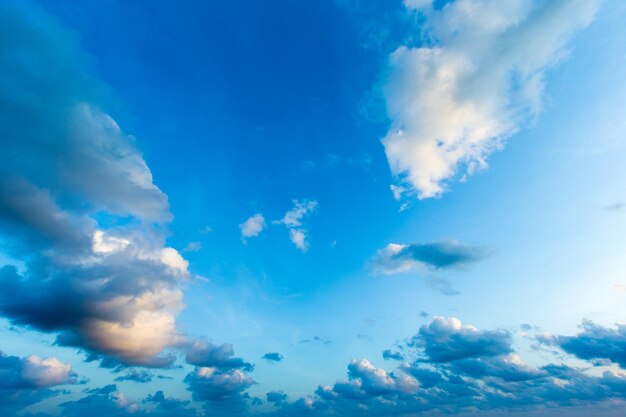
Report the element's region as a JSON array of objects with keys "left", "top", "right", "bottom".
[
  {"left": 357, "top": 334, "right": 372, "bottom": 341},
  {"left": 426, "top": 276, "right": 460, "bottom": 296},
  {"left": 199, "top": 225, "right": 213, "bottom": 234},
  {"left": 612, "top": 283, "right": 626, "bottom": 293},
  {"left": 182, "top": 241, "right": 202, "bottom": 253},
  {"left": 114, "top": 369, "right": 153, "bottom": 383},
  {"left": 390, "top": 184, "right": 407, "bottom": 201},
  {"left": 86, "top": 384, "right": 117, "bottom": 395},
  {"left": 419, "top": 311, "right": 429, "bottom": 319},
  {"left": 266, "top": 390, "right": 288, "bottom": 405},
  {"left": 262, "top": 352, "right": 284, "bottom": 363},
  {"left": 371, "top": 240, "right": 490, "bottom": 275},
  {"left": 275, "top": 200, "right": 318, "bottom": 252},
  {"left": 382, "top": 349, "right": 405, "bottom": 361},
  {"left": 183, "top": 340, "right": 253, "bottom": 372},
  {"left": 299, "top": 336, "right": 331, "bottom": 346},
  {"left": 289, "top": 229, "right": 308, "bottom": 252},
  {"left": 240, "top": 214, "right": 267, "bottom": 240}
]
